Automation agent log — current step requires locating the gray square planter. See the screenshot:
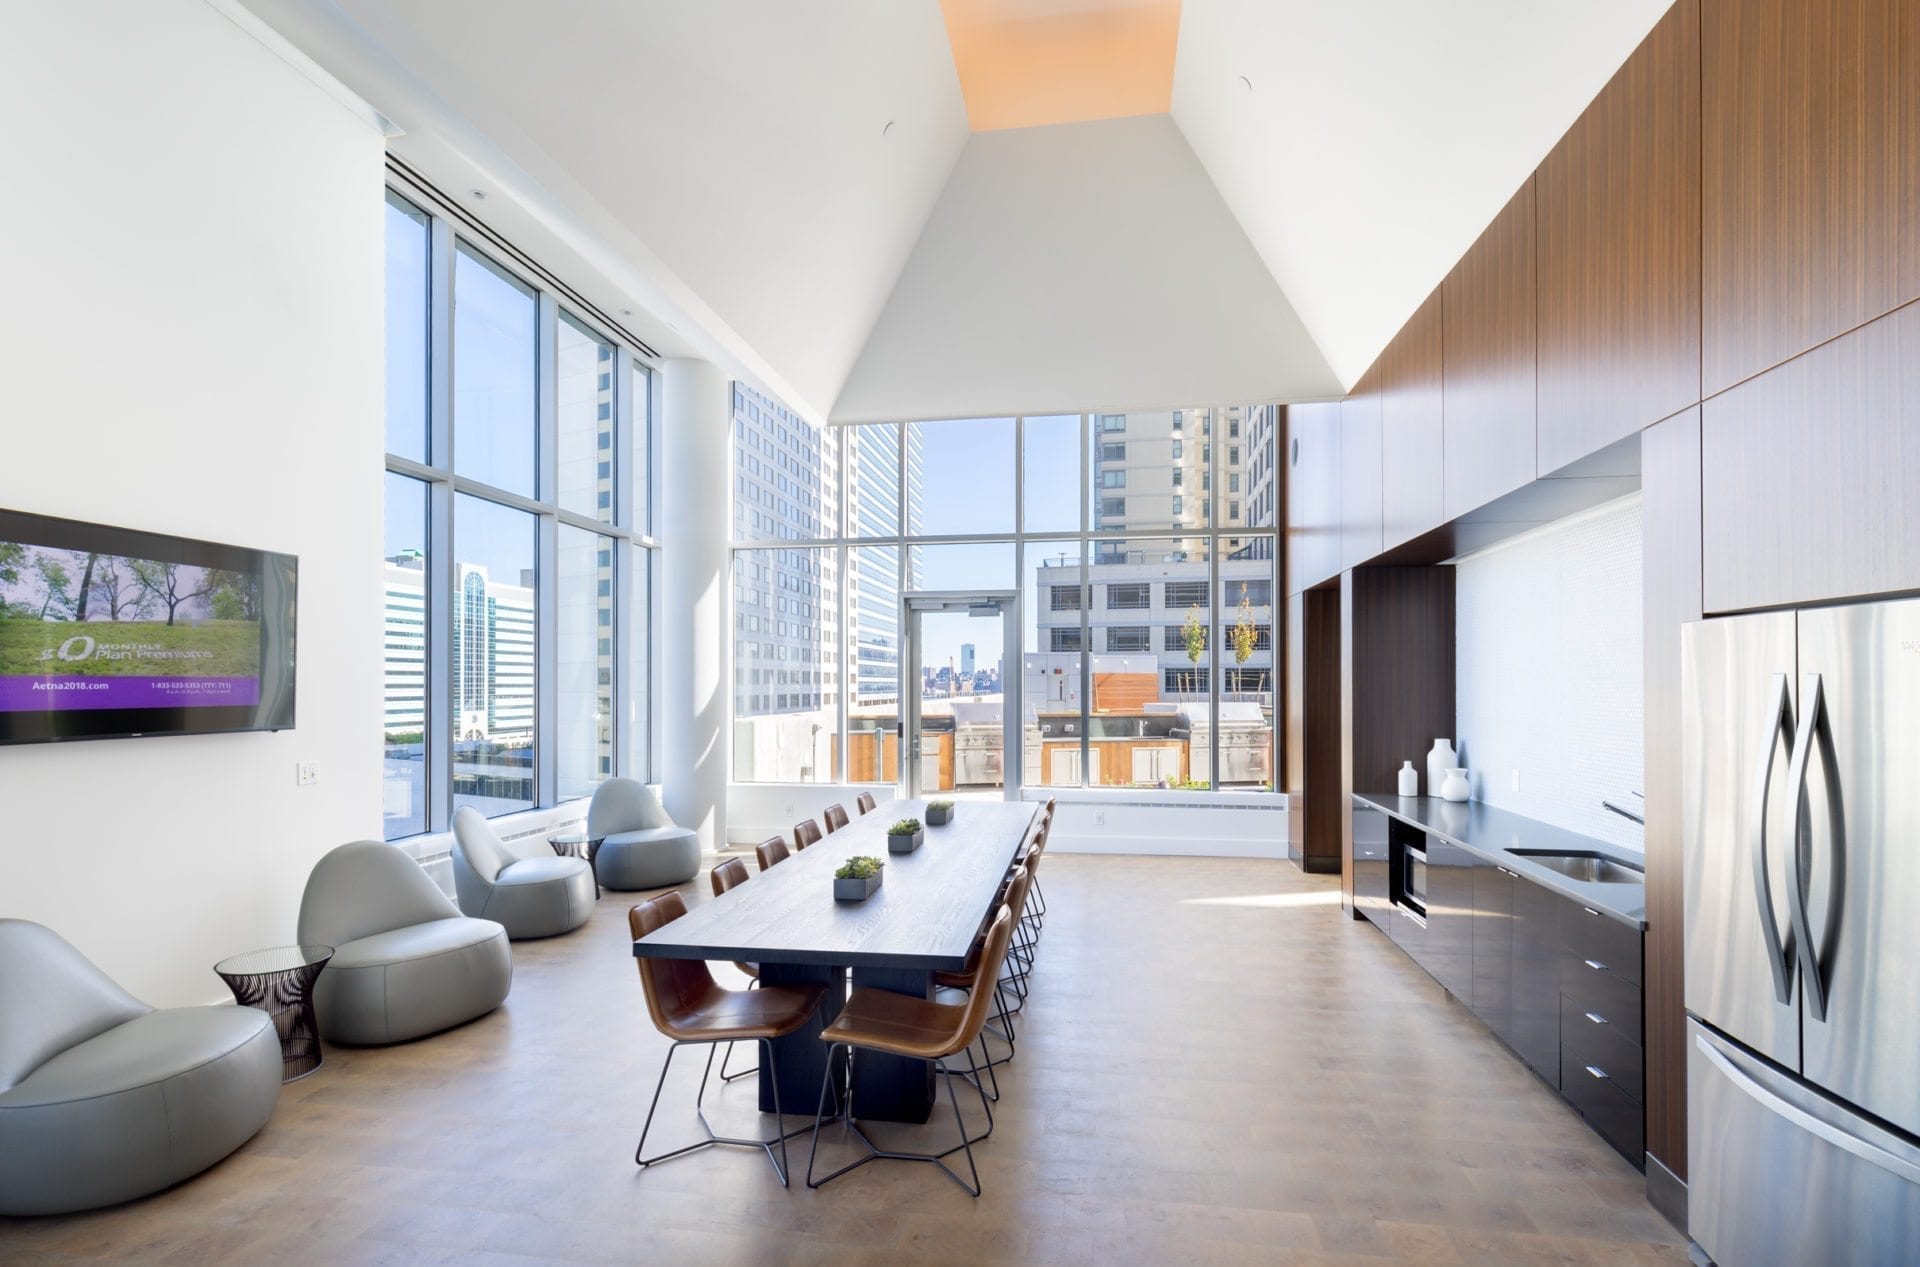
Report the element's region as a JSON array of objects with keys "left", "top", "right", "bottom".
[
  {"left": 925, "top": 805, "right": 953, "bottom": 825},
  {"left": 888, "top": 829, "right": 925, "bottom": 854},
  {"left": 834, "top": 871, "right": 882, "bottom": 901}
]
